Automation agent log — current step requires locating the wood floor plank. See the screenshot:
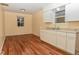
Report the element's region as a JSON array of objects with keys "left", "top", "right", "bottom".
[{"left": 2, "top": 34, "right": 70, "bottom": 55}]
